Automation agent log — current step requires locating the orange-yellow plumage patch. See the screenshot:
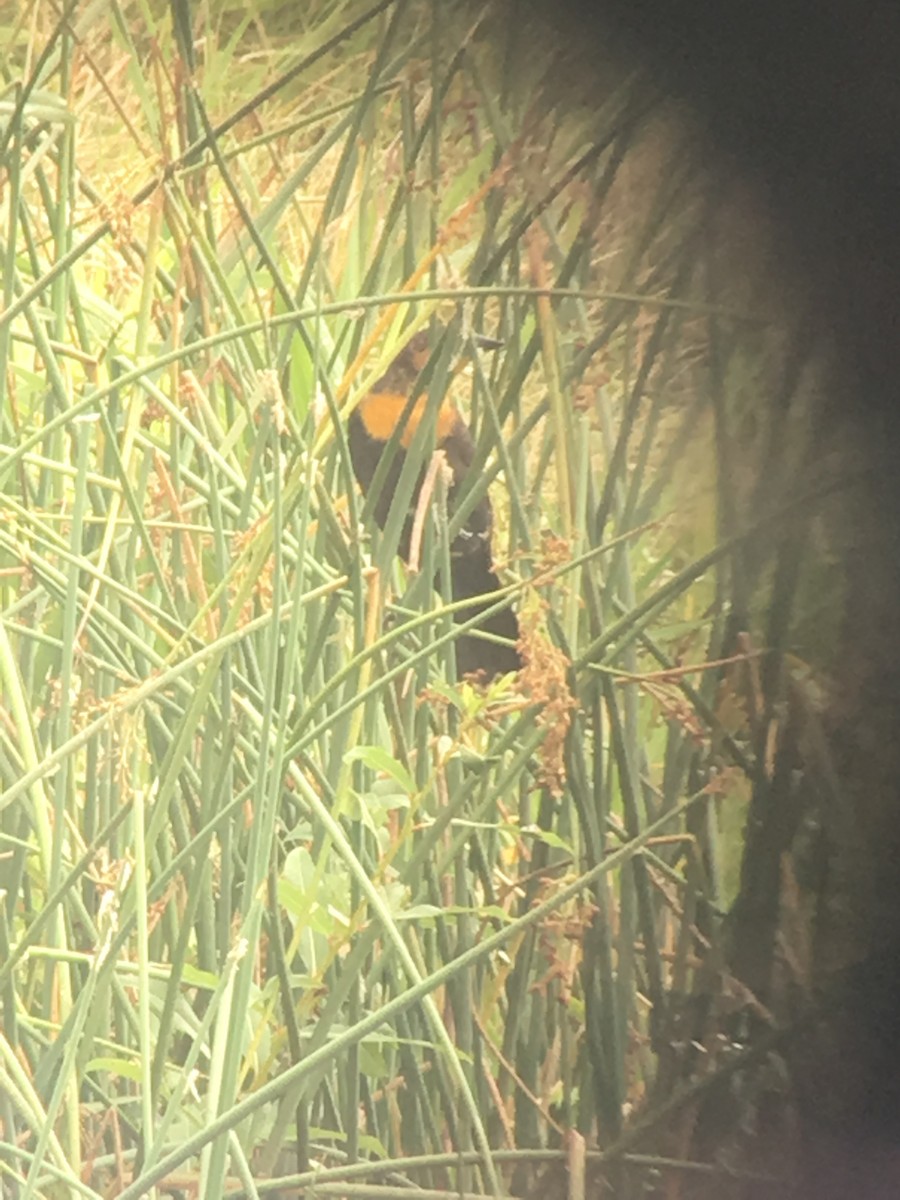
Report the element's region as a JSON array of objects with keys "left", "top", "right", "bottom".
[{"left": 357, "top": 391, "right": 459, "bottom": 447}]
